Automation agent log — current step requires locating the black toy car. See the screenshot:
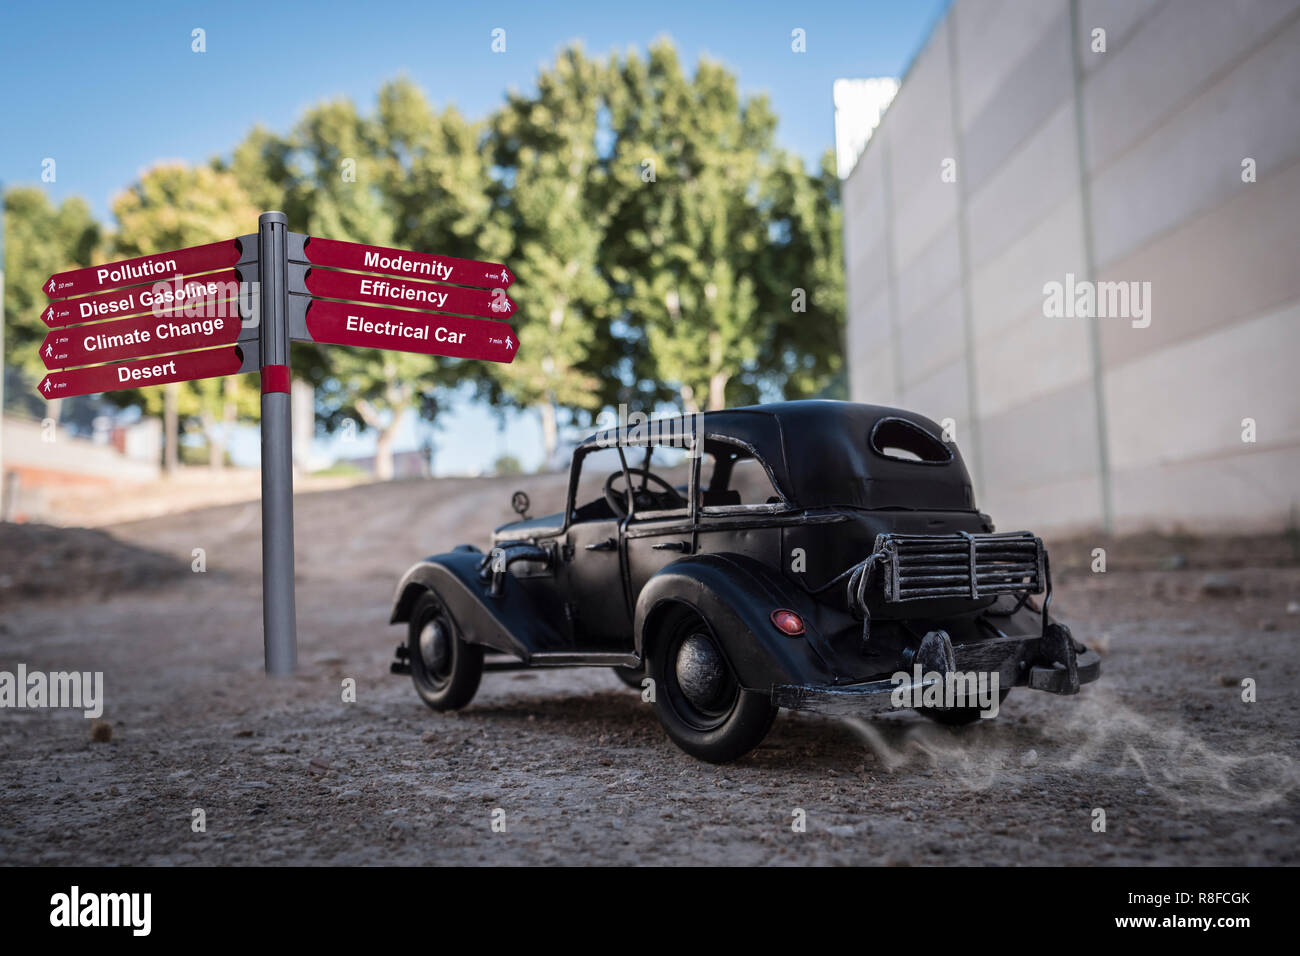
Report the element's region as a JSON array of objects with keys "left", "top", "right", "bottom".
[{"left": 389, "top": 400, "right": 1099, "bottom": 762}]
